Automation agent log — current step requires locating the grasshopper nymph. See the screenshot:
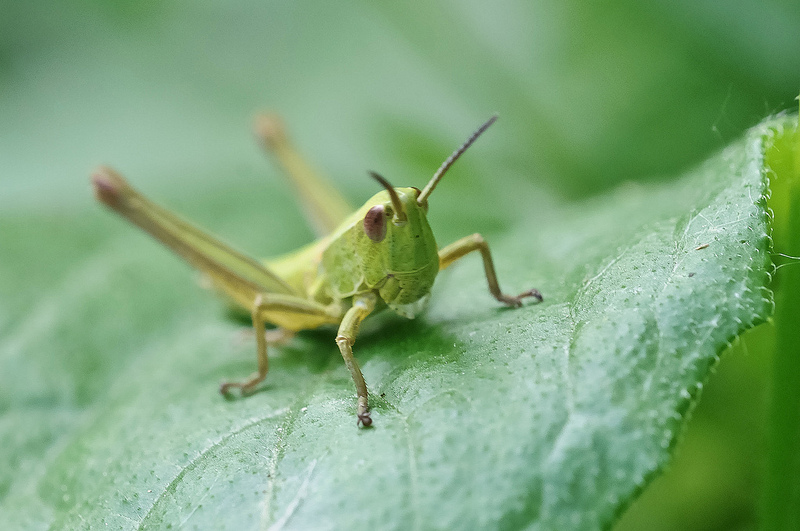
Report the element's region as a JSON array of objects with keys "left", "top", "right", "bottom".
[{"left": 92, "top": 115, "right": 542, "bottom": 427}]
